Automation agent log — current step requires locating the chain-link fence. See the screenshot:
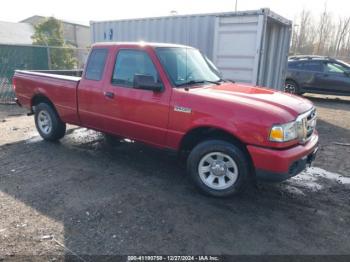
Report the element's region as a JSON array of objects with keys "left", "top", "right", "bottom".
[{"left": 0, "top": 44, "right": 89, "bottom": 104}]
